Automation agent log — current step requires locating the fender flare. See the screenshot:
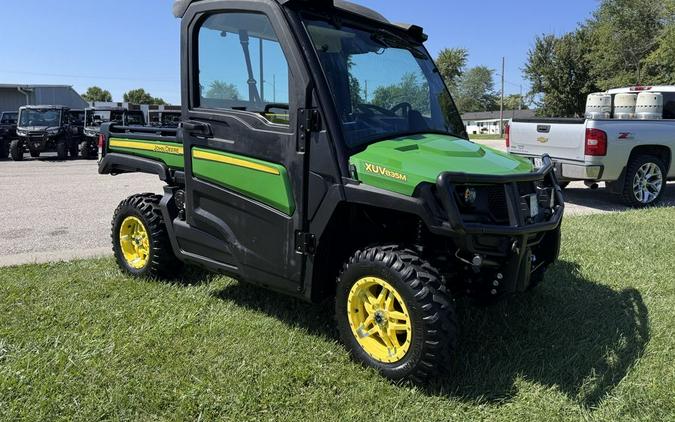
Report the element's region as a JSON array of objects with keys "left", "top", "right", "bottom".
[{"left": 98, "top": 153, "right": 172, "bottom": 183}]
